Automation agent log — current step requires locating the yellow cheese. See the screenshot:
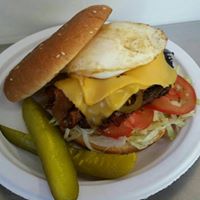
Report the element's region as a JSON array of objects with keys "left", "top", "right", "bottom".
[{"left": 55, "top": 53, "right": 177, "bottom": 125}]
